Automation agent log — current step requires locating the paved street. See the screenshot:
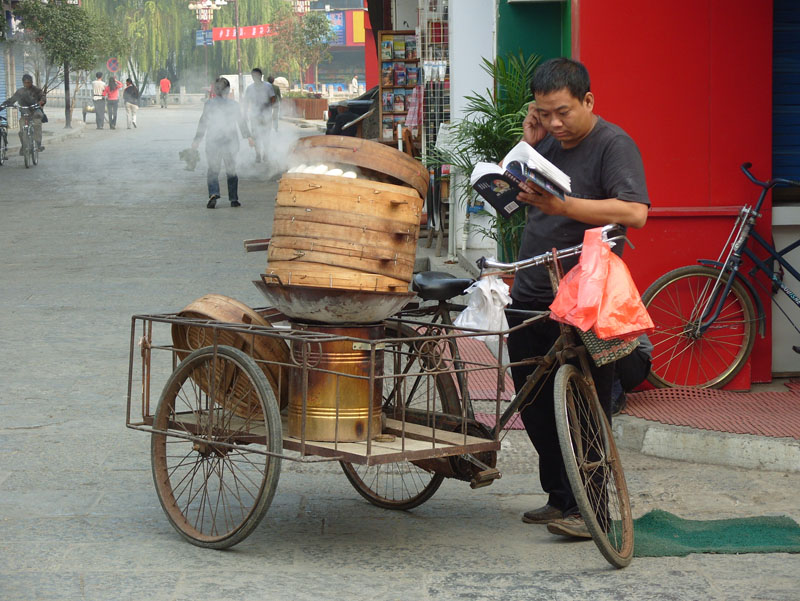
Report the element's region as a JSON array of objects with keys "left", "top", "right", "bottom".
[{"left": 1, "top": 105, "right": 799, "bottom": 601}]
